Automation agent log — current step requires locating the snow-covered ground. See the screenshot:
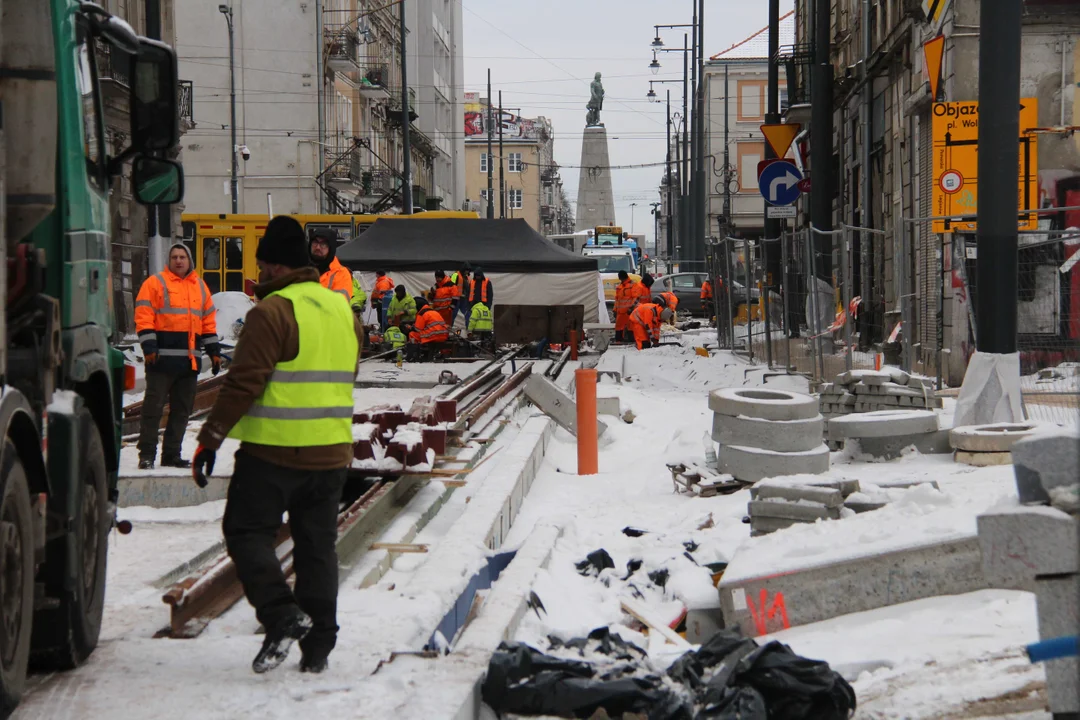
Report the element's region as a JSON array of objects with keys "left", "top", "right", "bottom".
[{"left": 16, "top": 338, "right": 1061, "bottom": 719}]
